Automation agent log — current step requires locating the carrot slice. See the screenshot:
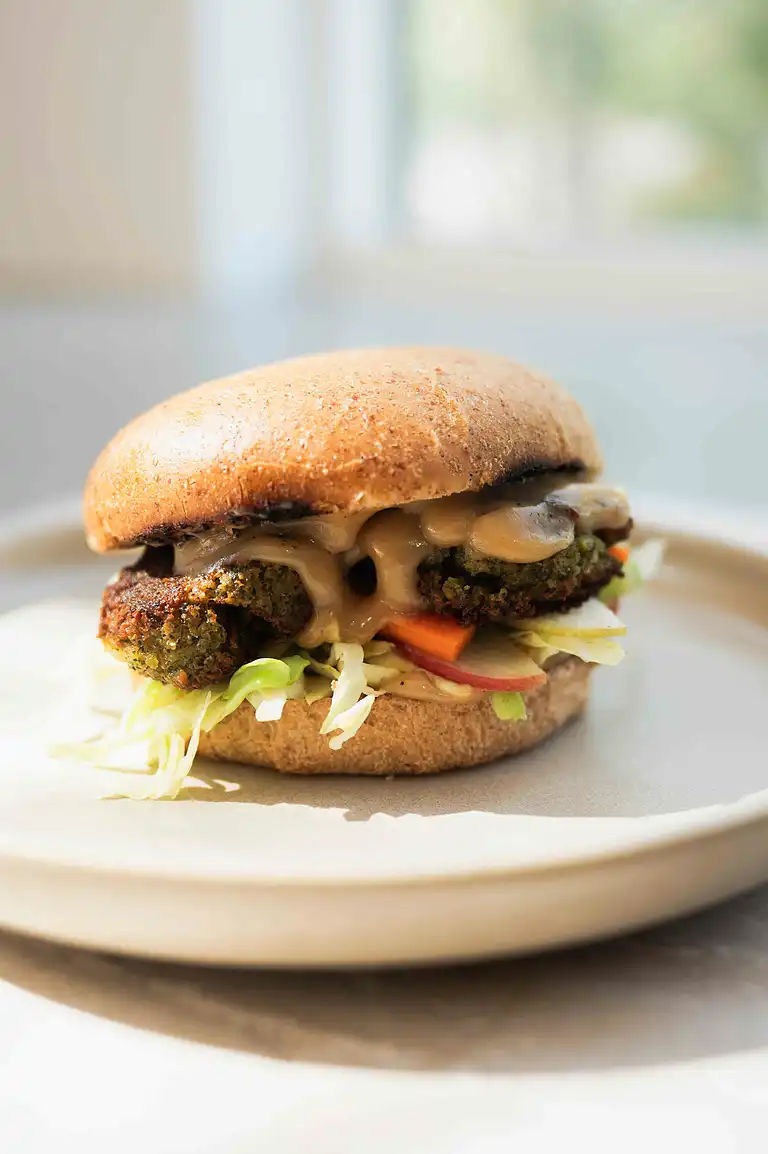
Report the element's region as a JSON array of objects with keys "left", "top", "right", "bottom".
[
  {"left": 608, "top": 544, "right": 630, "bottom": 564},
  {"left": 381, "top": 614, "right": 476, "bottom": 662}
]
